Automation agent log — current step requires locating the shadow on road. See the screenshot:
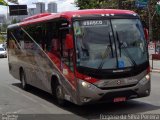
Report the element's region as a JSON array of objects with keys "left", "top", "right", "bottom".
[{"left": 12, "top": 83, "right": 160, "bottom": 119}]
